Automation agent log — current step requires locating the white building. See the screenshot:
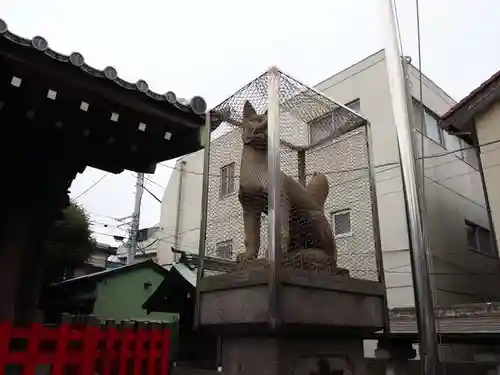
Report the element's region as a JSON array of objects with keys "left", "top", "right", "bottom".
[
  {"left": 158, "top": 50, "right": 500, "bottom": 310},
  {"left": 116, "top": 225, "right": 162, "bottom": 263}
]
